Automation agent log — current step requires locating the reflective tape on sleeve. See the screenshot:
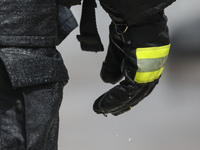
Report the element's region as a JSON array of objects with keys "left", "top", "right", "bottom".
[
  {"left": 134, "top": 44, "right": 170, "bottom": 83},
  {"left": 136, "top": 44, "right": 170, "bottom": 59},
  {"left": 137, "top": 56, "right": 168, "bottom": 72},
  {"left": 135, "top": 67, "right": 164, "bottom": 83}
]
